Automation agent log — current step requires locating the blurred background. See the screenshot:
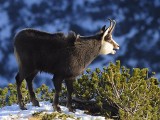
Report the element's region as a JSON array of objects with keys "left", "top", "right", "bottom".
[{"left": 0, "top": 0, "right": 160, "bottom": 88}]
